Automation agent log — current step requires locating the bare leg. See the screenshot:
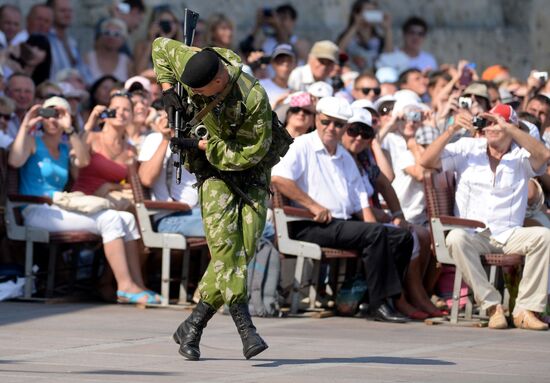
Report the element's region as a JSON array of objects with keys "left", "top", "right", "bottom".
[{"left": 124, "top": 240, "right": 146, "bottom": 288}]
